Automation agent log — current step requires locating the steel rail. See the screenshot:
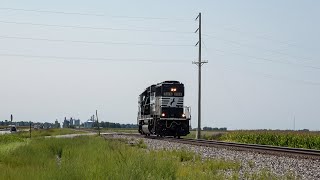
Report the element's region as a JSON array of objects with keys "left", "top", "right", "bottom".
[
  {"left": 163, "top": 137, "right": 320, "bottom": 159},
  {"left": 102, "top": 133, "right": 320, "bottom": 159}
]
